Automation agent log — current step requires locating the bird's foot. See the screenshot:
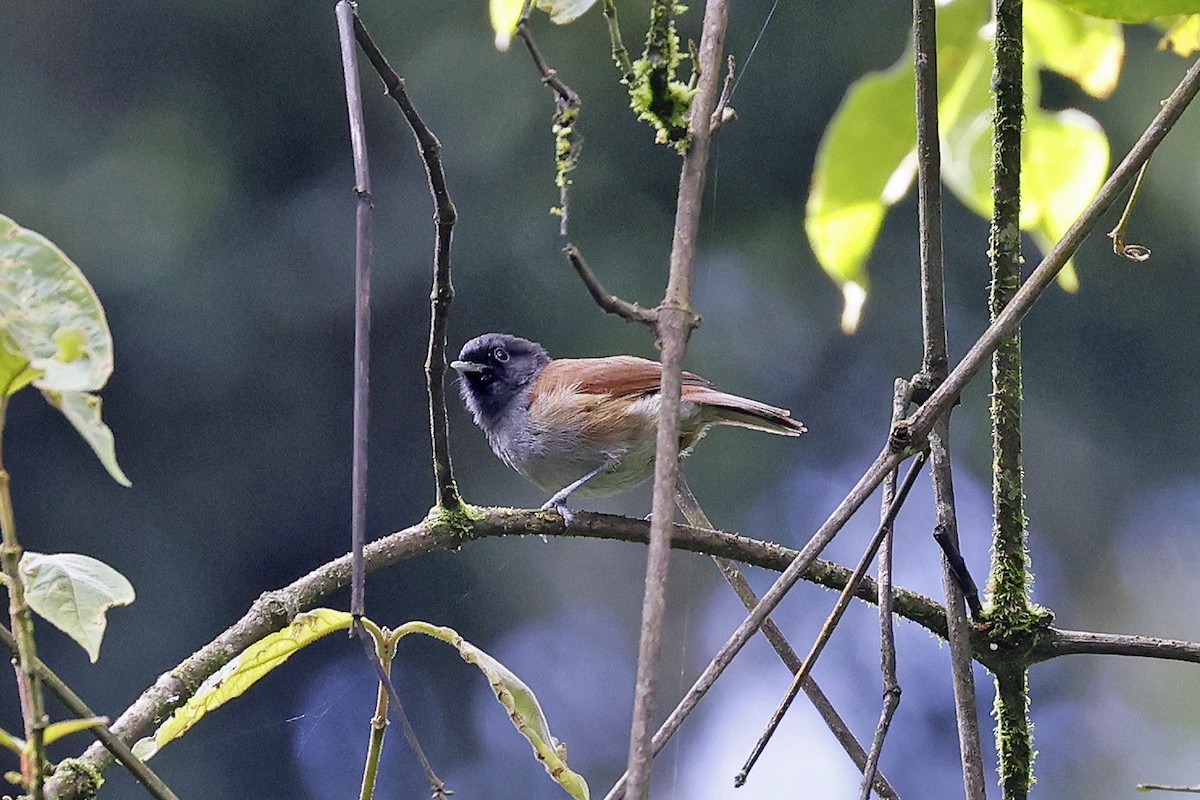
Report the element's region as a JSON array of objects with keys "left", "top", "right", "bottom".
[{"left": 541, "top": 499, "right": 576, "bottom": 525}]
